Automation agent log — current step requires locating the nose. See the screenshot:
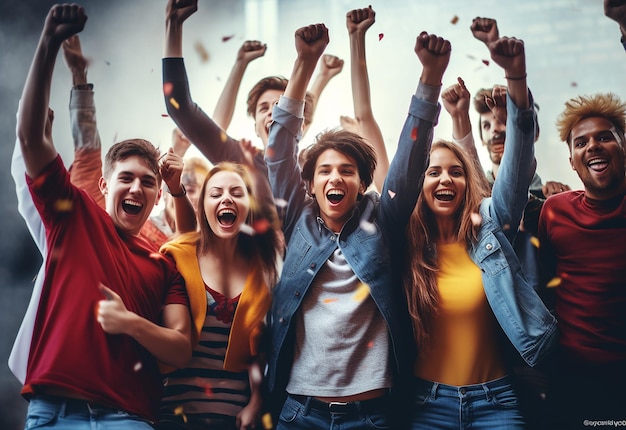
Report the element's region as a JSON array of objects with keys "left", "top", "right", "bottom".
[
  {"left": 329, "top": 170, "right": 343, "bottom": 184},
  {"left": 587, "top": 137, "right": 601, "bottom": 152},
  {"left": 129, "top": 178, "right": 142, "bottom": 194},
  {"left": 440, "top": 171, "right": 452, "bottom": 185}
]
